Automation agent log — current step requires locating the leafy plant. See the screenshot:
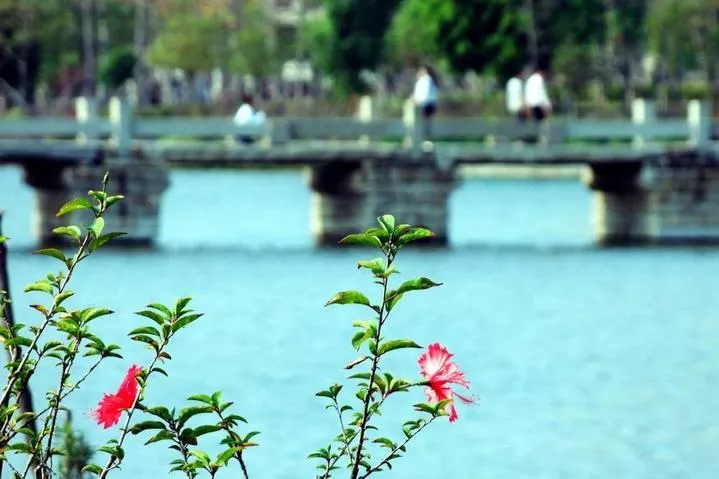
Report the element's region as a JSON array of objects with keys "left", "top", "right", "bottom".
[
  {"left": 0, "top": 177, "right": 473, "bottom": 479},
  {"left": 310, "top": 215, "right": 474, "bottom": 478}
]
